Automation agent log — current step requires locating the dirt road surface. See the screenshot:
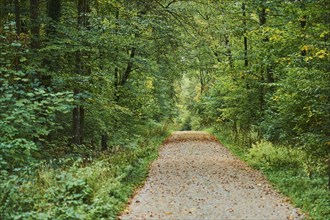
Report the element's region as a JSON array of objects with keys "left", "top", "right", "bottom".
[{"left": 120, "top": 131, "right": 304, "bottom": 220}]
